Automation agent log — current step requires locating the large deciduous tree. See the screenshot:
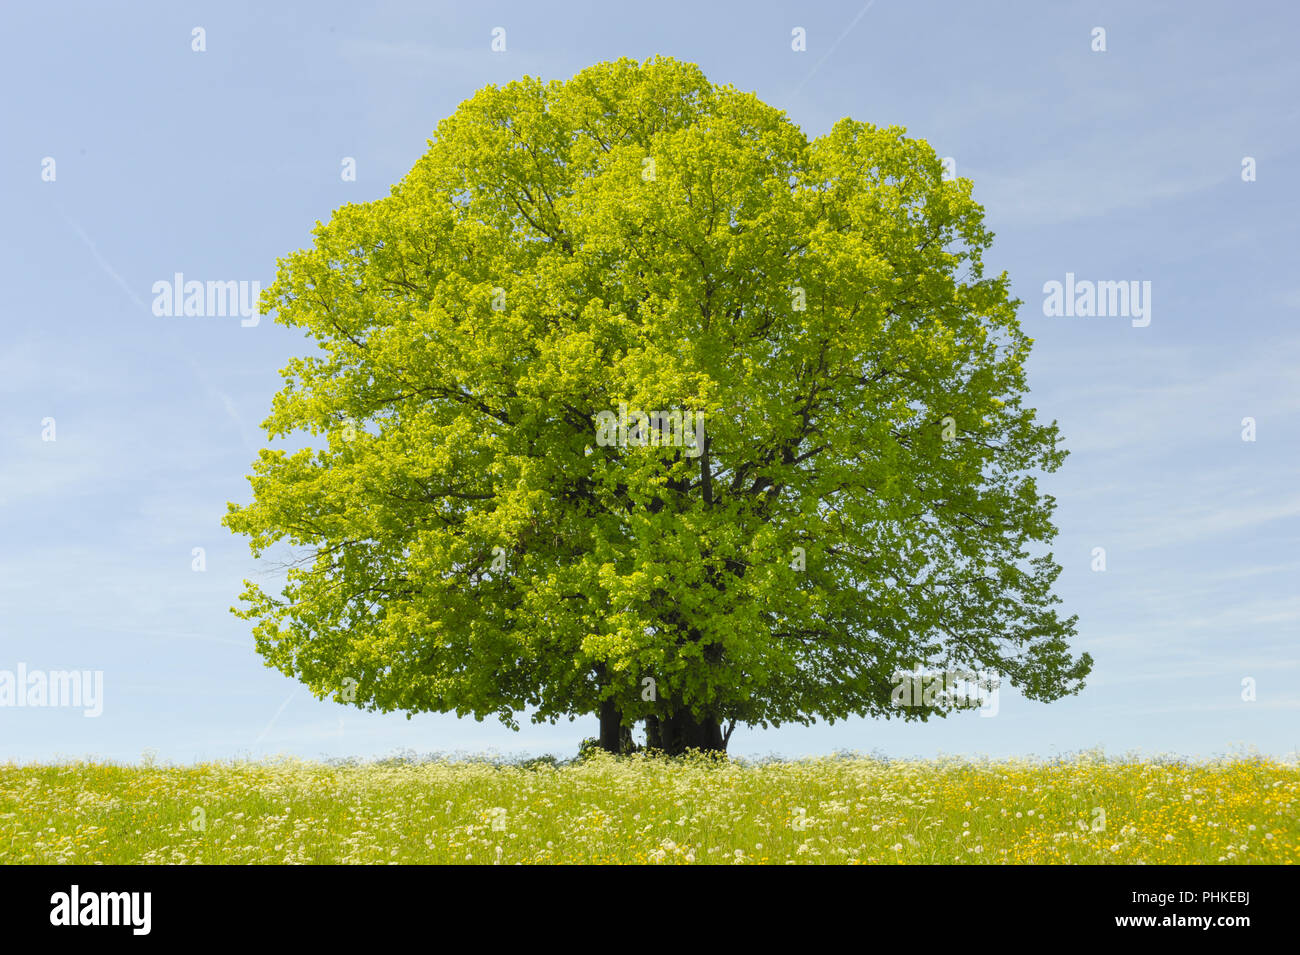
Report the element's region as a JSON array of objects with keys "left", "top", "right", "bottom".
[{"left": 224, "top": 56, "right": 1091, "bottom": 756}]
